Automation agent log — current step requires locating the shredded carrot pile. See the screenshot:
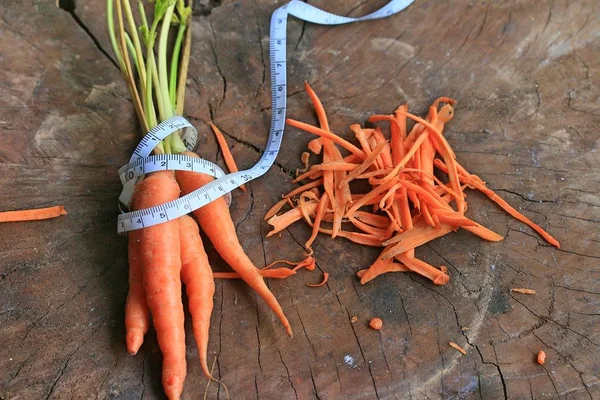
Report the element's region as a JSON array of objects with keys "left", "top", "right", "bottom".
[{"left": 264, "top": 83, "right": 560, "bottom": 286}]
